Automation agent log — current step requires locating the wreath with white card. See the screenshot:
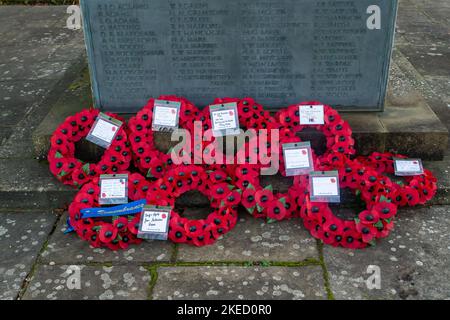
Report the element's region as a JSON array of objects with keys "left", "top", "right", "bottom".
[
  {"left": 67, "top": 172, "right": 150, "bottom": 250},
  {"left": 356, "top": 152, "right": 437, "bottom": 207},
  {"left": 127, "top": 95, "right": 201, "bottom": 179},
  {"left": 276, "top": 101, "right": 355, "bottom": 157},
  {"left": 48, "top": 109, "right": 131, "bottom": 188},
  {"left": 298, "top": 157, "right": 399, "bottom": 249}
]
